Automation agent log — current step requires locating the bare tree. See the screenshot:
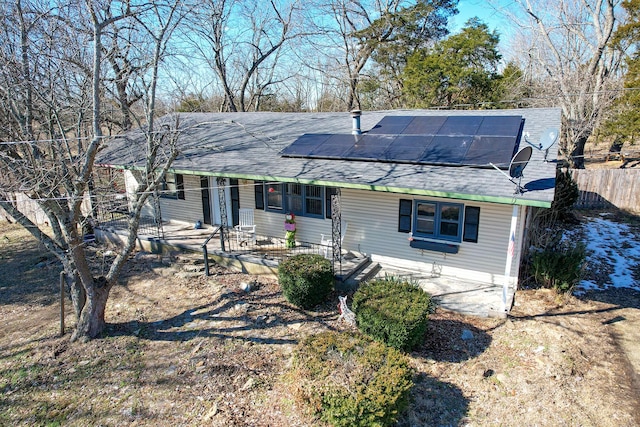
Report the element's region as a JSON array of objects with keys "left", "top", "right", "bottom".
[
  {"left": 181, "top": 0, "right": 304, "bottom": 112},
  {"left": 304, "top": 0, "right": 456, "bottom": 111},
  {"left": 503, "top": 0, "right": 625, "bottom": 168},
  {"left": 0, "top": 0, "right": 186, "bottom": 341}
]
